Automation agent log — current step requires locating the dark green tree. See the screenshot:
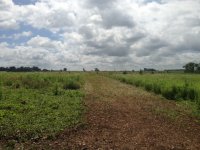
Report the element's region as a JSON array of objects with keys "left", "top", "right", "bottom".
[
  {"left": 95, "top": 68, "right": 99, "bottom": 73},
  {"left": 183, "top": 62, "right": 196, "bottom": 73}
]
